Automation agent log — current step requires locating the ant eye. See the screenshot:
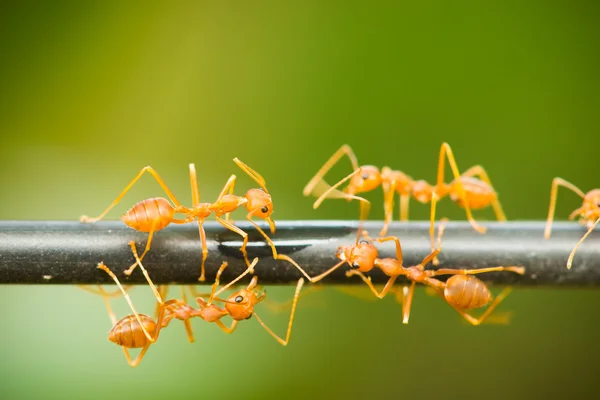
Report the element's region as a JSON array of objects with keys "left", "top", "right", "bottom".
[
  {"left": 235, "top": 295, "right": 244, "bottom": 303},
  {"left": 362, "top": 173, "right": 369, "bottom": 180},
  {"left": 352, "top": 262, "right": 360, "bottom": 268},
  {"left": 359, "top": 240, "right": 369, "bottom": 245},
  {"left": 261, "top": 206, "right": 269, "bottom": 213}
]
